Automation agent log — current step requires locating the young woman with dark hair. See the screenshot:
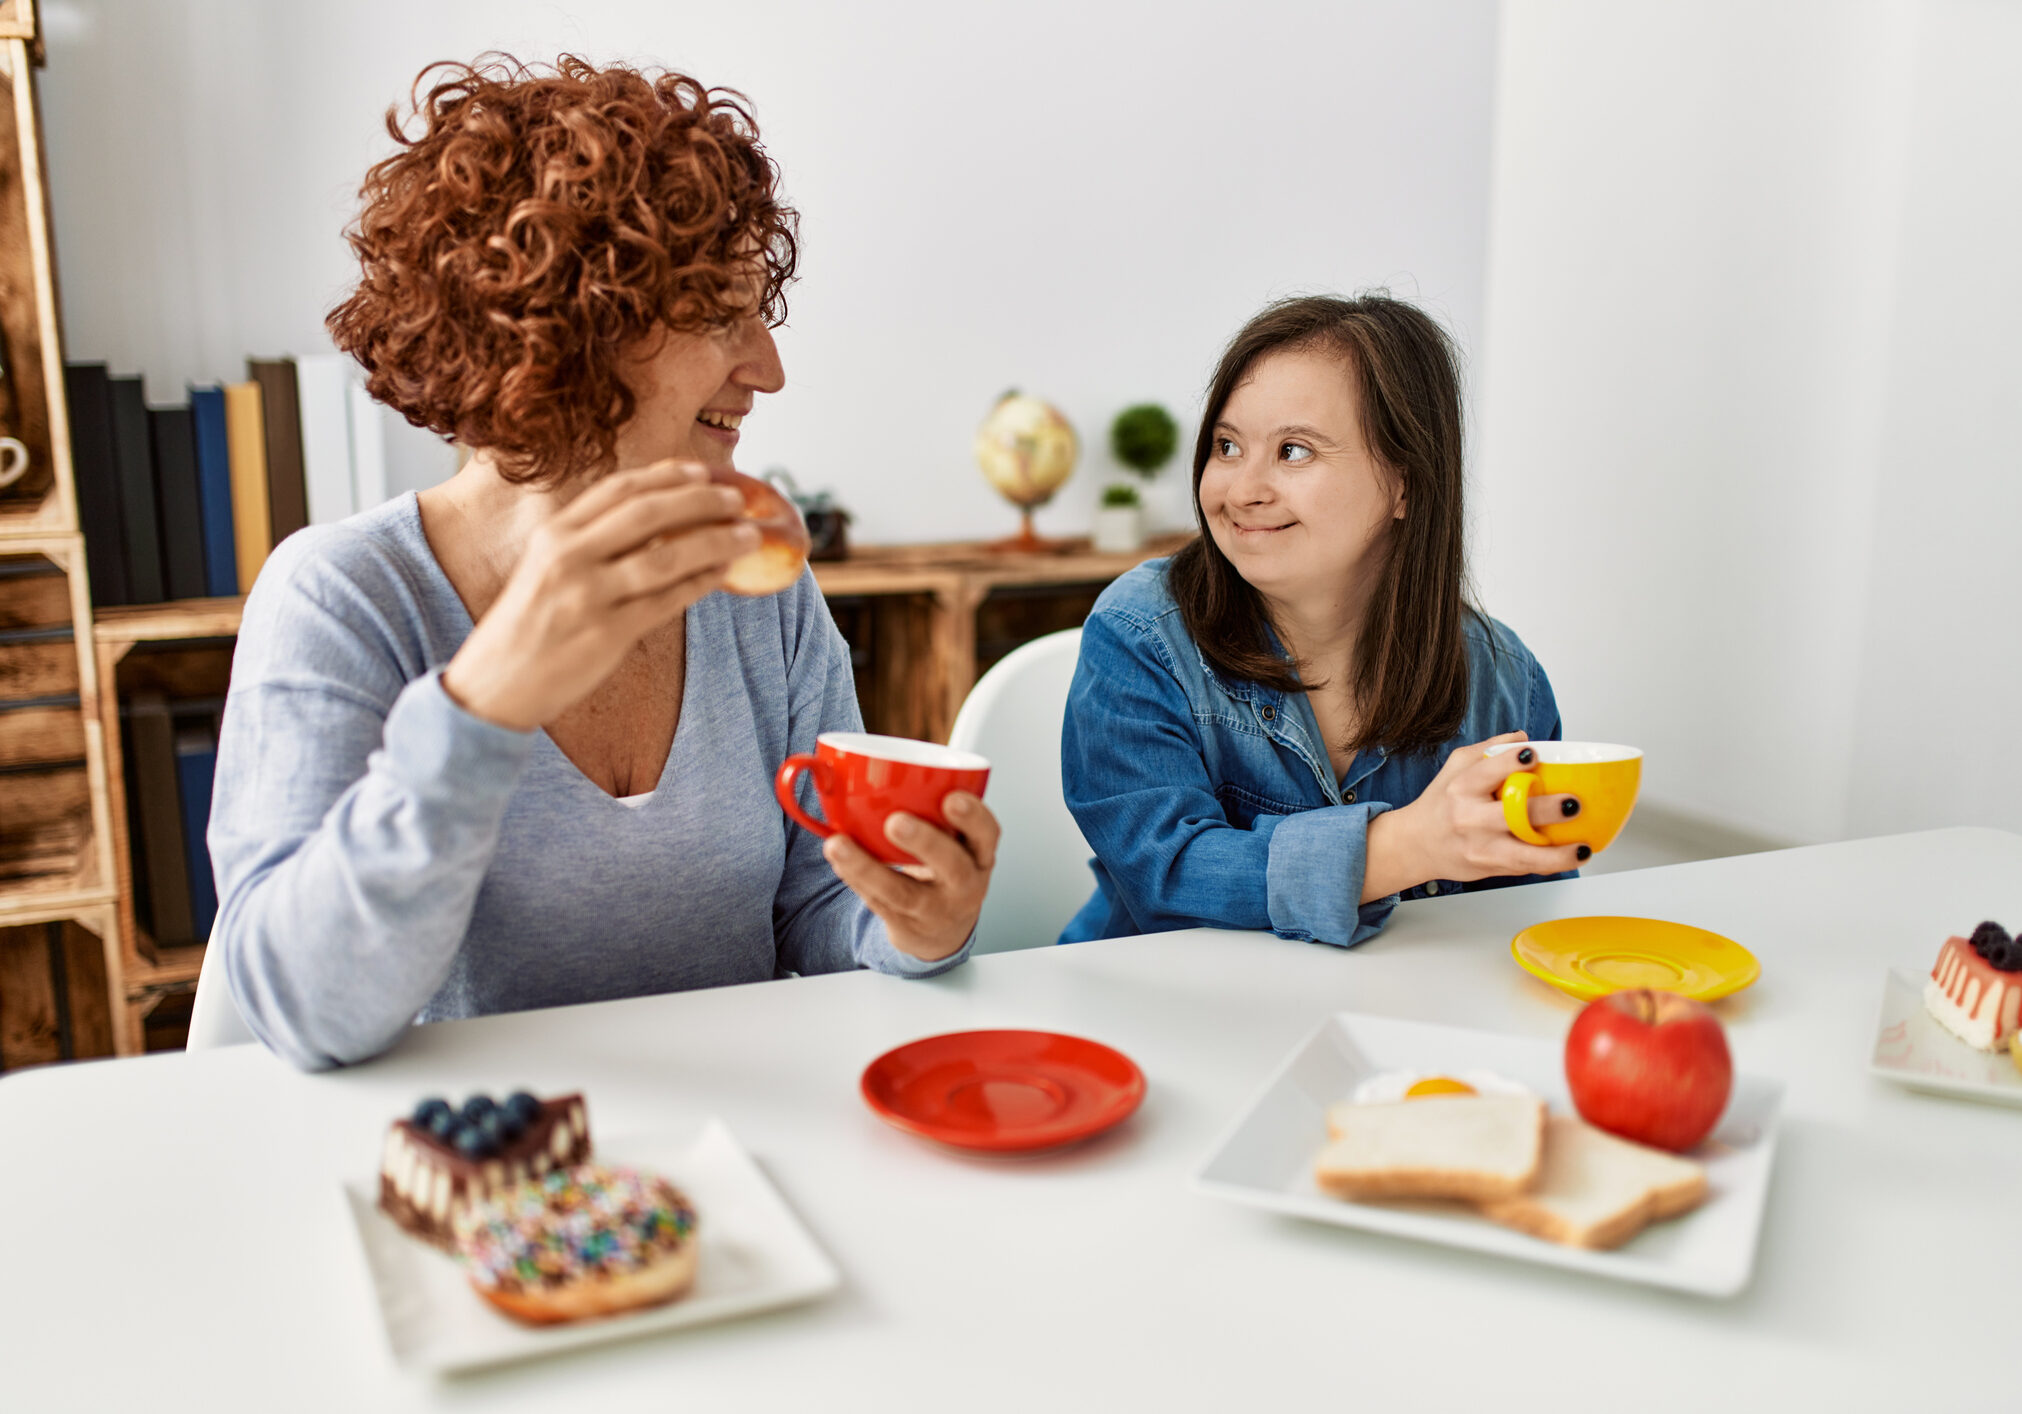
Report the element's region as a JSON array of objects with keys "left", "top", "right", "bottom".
[
  {"left": 211, "top": 57, "right": 997, "bottom": 1069},
  {"left": 1059, "top": 294, "right": 1583, "bottom": 946}
]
